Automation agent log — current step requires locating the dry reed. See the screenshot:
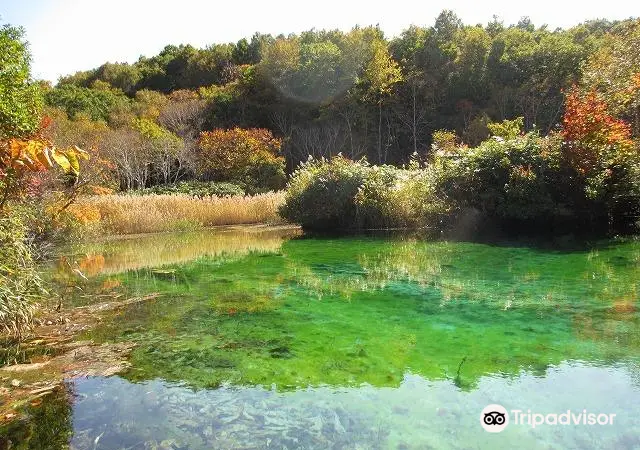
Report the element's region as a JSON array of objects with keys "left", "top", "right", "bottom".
[{"left": 72, "top": 192, "right": 286, "bottom": 235}]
